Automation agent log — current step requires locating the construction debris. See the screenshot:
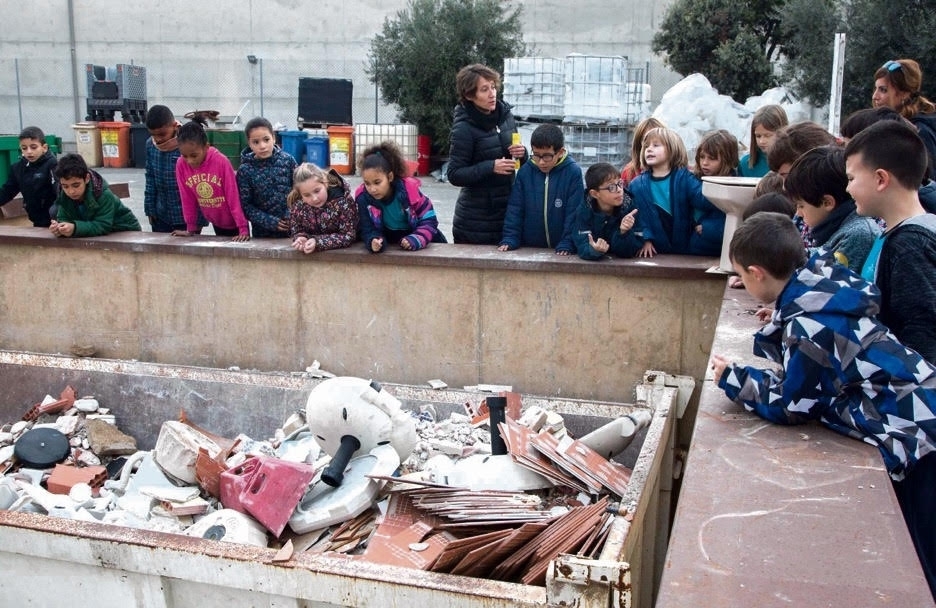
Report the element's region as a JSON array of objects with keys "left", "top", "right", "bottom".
[{"left": 0, "top": 375, "right": 648, "bottom": 588}]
